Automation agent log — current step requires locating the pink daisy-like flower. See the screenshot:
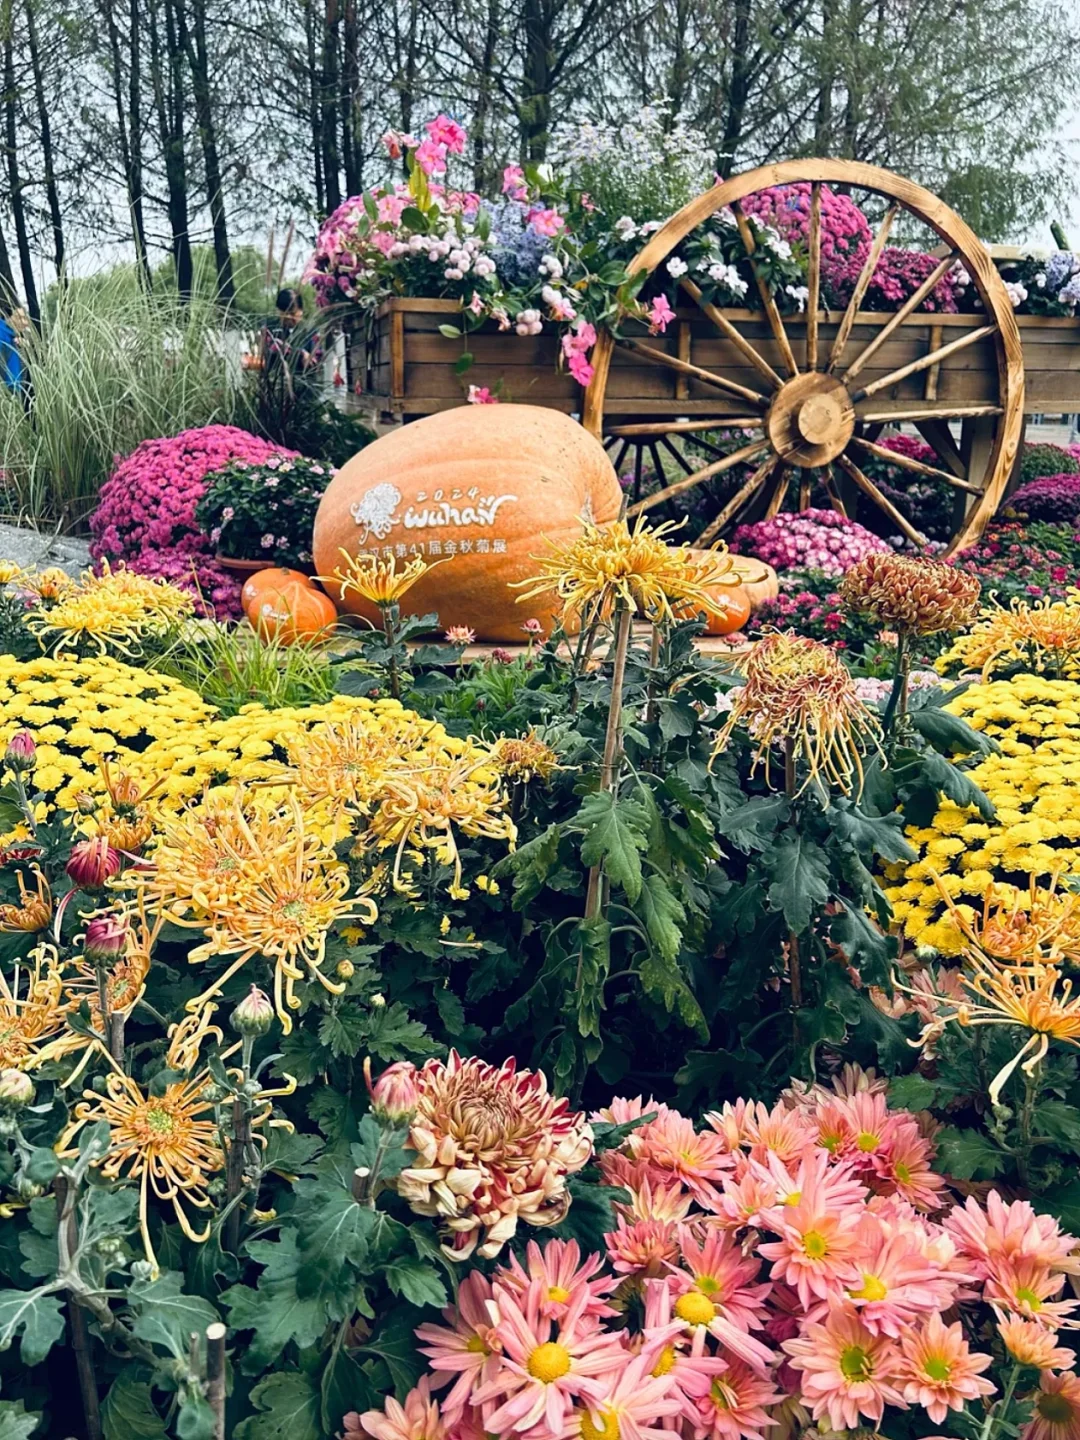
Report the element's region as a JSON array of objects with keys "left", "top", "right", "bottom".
[
  {"left": 944, "top": 1193, "right": 1080, "bottom": 1279},
  {"left": 985, "top": 1258, "right": 1080, "bottom": 1328},
  {"left": 877, "top": 1124, "right": 946, "bottom": 1211},
  {"left": 1026, "top": 1371, "right": 1080, "bottom": 1440},
  {"left": 898, "top": 1313, "right": 994, "bottom": 1423},
  {"left": 843, "top": 1213, "right": 960, "bottom": 1336},
  {"left": 606, "top": 1215, "right": 681, "bottom": 1279},
  {"left": 590, "top": 1095, "right": 670, "bottom": 1126},
  {"left": 708, "top": 1099, "right": 815, "bottom": 1170},
  {"left": 688, "top": 1360, "right": 785, "bottom": 1440},
  {"left": 783, "top": 1309, "right": 906, "bottom": 1431},
  {"left": 668, "top": 1224, "right": 772, "bottom": 1336},
  {"left": 499, "top": 1239, "right": 617, "bottom": 1319},
  {"left": 758, "top": 1196, "right": 864, "bottom": 1309},
  {"left": 415, "top": 1272, "right": 503, "bottom": 1422},
  {"left": 358, "top": 1377, "right": 447, "bottom": 1440},
  {"left": 619, "top": 1110, "right": 734, "bottom": 1210},
  {"left": 574, "top": 1353, "right": 684, "bottom": 1440},
  {"left": 474, "top": 1280, "right": 626, "bottom": 1438},
  {"left": 999, "top": 1317, "right": 1076, "bottom": 1371}
]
